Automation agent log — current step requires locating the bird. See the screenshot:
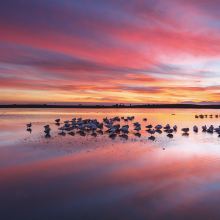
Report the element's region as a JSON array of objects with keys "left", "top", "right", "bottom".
[
  {"left": 134, "top": 133, "right": 141, "bottom": 137},
  {"left": 214, "top": 127, "right": 220, "bottom": 134},
  {"left": 207, "top": 125, "right": 214, "bottom": 134},
  {"left": 167, "top": 133, "right": 173, "bottom": 138},
  {"left": 155, "top": 125, "right": 162, "bottom": 130},
  {"left": 147, "top": 129, "right": 155, "bottom": 134},
  {"left": 165, "top": 129, "right": 173, "bottom": 134},
  {"left": 193, "top": 125, "right": 198, "bottom": 133},
  {"left": 182, "top": 128, "right": 189, "bottom": 136},
  {"left": 164, "top": 124, "right": 171, "bottom": 130},
  {"left": 202, "top": 125, "right": 207, "bottom": 132},
  {"left": 55, "top": 119, "right": 60, "bottom": 123},
  {"left": 68, "top": 131, "right": 75, "bottom": 136},
  {"left": 44, "top": 125, "right": 51, "bottom": 138},
  {"left": 134, "top": 126, "right": 141, "bottom": 132},
  {"left": 181, "top": 128, "right": 189, "bottom": 133},
  {"left": 44, "top": 125, "right": 50, "bottom": 129},
  {"left": 134, "top": 122, "right": 141, "bottom": 132},
  {"left": 173, "top": 125, "right": 177, "bottom": 131},
  {"left": 26, "top": 123, "right": 32, "bottom": 128},
  {"left": 121, "top": 125, "right": 129, "bottom": 134},
  {"left": 146, "top": 124, "right": 153, "bottom": 129},
  {"left": 148, "top": 136, "right": 156, "bottom": 141}
]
